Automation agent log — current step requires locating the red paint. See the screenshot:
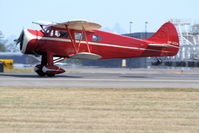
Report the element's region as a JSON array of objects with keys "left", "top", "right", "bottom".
[{"left": 19, "top": 21, "right": 179, "bottom": 76}]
